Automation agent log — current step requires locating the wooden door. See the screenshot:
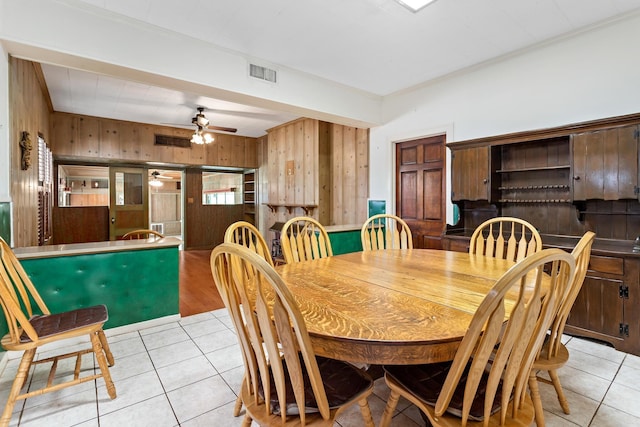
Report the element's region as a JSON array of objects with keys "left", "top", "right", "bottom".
[
  {"left": 396, "top": 135, "right": 446, "bottom": 249},
  {"left": 573, "top": 125, "right": 639, "bottom": 200},
  {"left": 451, "top": 146, "right": 490, "bottom": 201},
  {"left": 109, "top": 166, "right": 148, "bottom": 240}
]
